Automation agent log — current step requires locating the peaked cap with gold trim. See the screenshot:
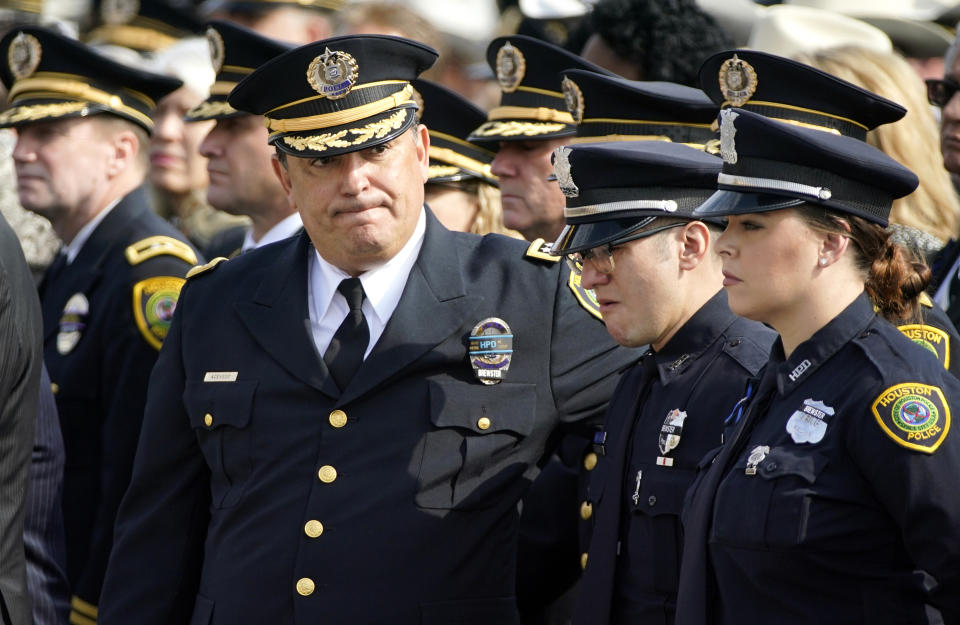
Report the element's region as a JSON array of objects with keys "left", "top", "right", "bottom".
[
  {"left": 185, "top": 20, "right": 292, "bottom": 122},
  {"left": 199, "top": 0, "right": 344, "bottom": 15},
  {"left": 85, "top": 0, "right": 202, "bottom": 53},
  {"left": 412, "top": 78, "right": 497, "bottom": 187},
  {"left": 228, "top": 34, "right": 437, "bottom": 158},
  {"left": 560, "top": 69, "right": 718, "bottom": 149},
  {"left": 698, "top": 49, "right": 905, "bottom": 141},
  {"left": 0, "top": 26, "right": 182, "bottom": 132},
  {"left": 468, "top": 34, "right": 612, "bottom": 144}
]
